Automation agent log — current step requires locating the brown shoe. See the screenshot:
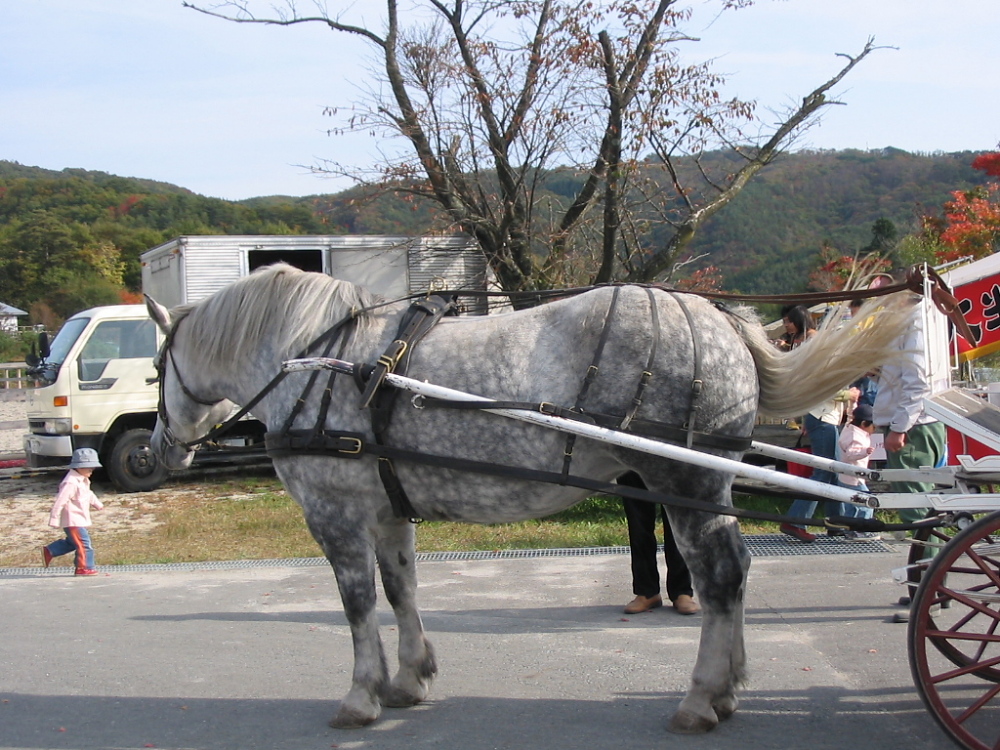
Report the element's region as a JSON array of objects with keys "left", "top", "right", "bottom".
[
  {"left": 623, "top": 595, "right": 663, "bottom": 614},
  {"left": 672, "top": 594, "right": 700, "bottom": 615}
]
